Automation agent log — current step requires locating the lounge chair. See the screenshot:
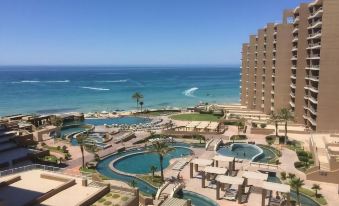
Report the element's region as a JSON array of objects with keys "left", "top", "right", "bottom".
[{"left": 223, "top": 184, "right": 238, "bottom": 201}]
